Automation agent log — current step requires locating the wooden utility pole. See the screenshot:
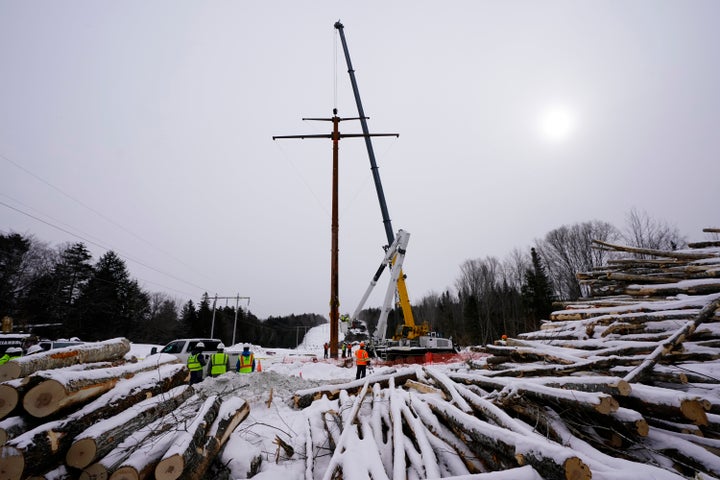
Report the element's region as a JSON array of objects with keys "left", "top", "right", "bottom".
[{"left": 274, "top": 109, "right": 397, "bottom": 358}]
